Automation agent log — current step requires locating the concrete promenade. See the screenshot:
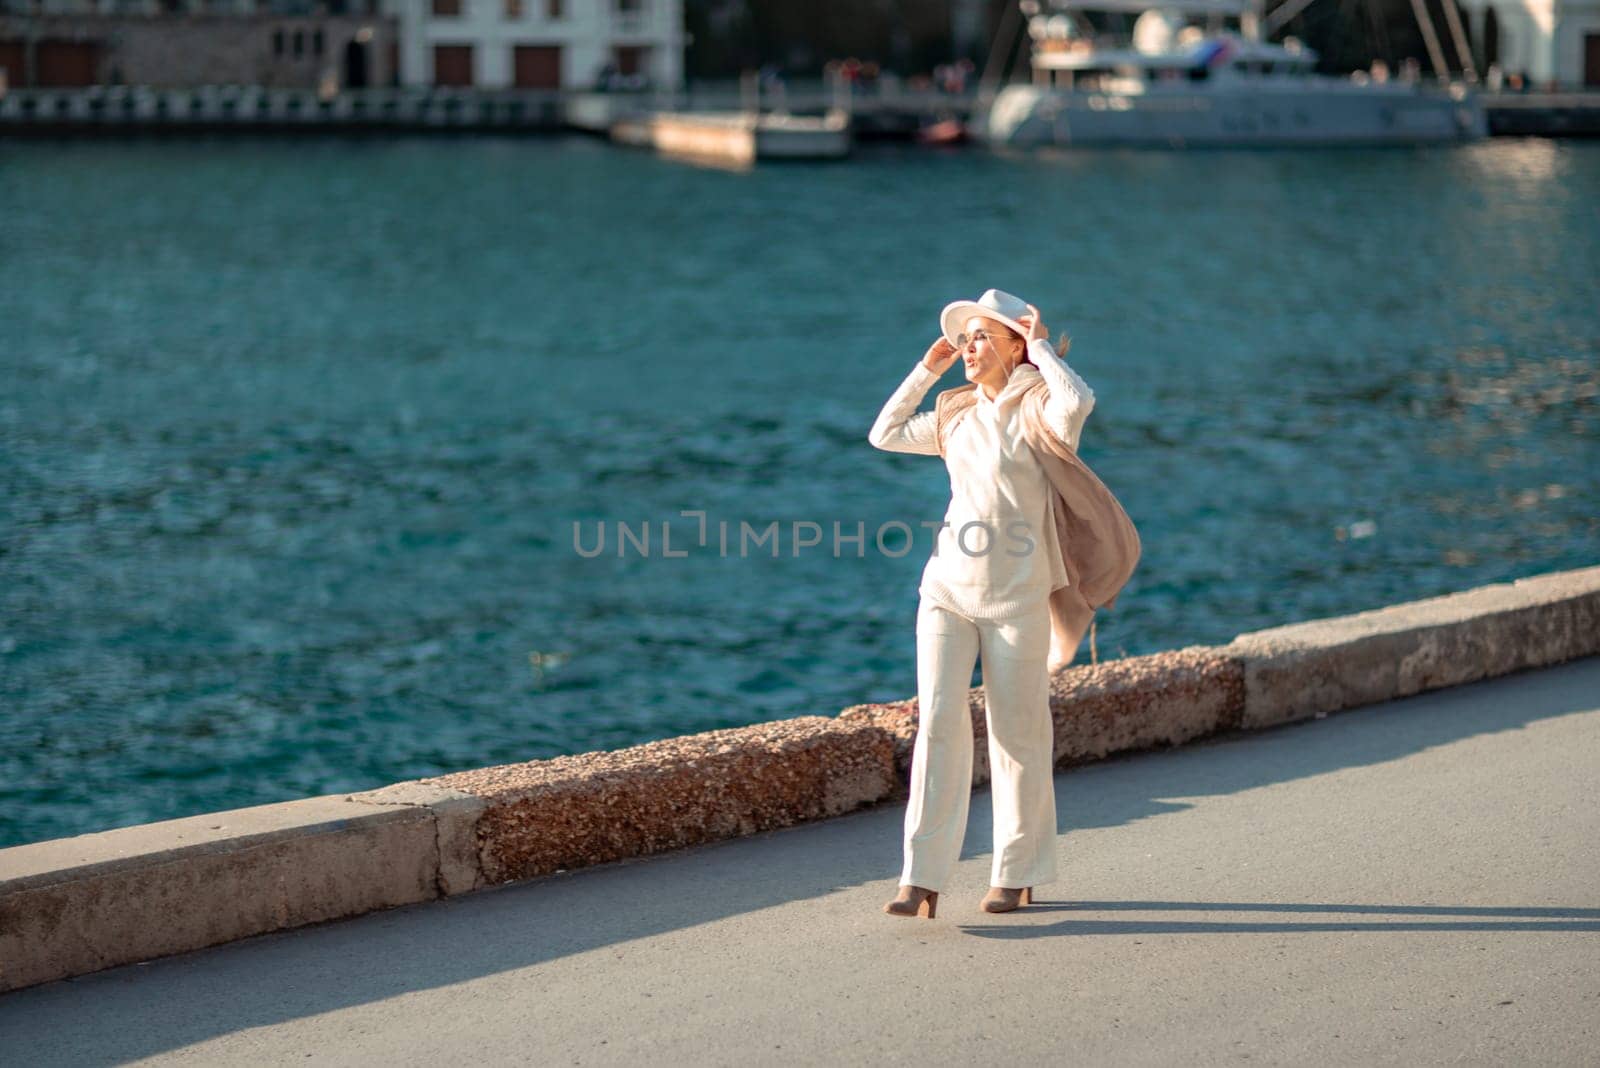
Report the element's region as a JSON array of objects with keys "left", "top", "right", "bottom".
[{"left": 2, "top": 654, "right": 1595, "bottom": 1065}]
